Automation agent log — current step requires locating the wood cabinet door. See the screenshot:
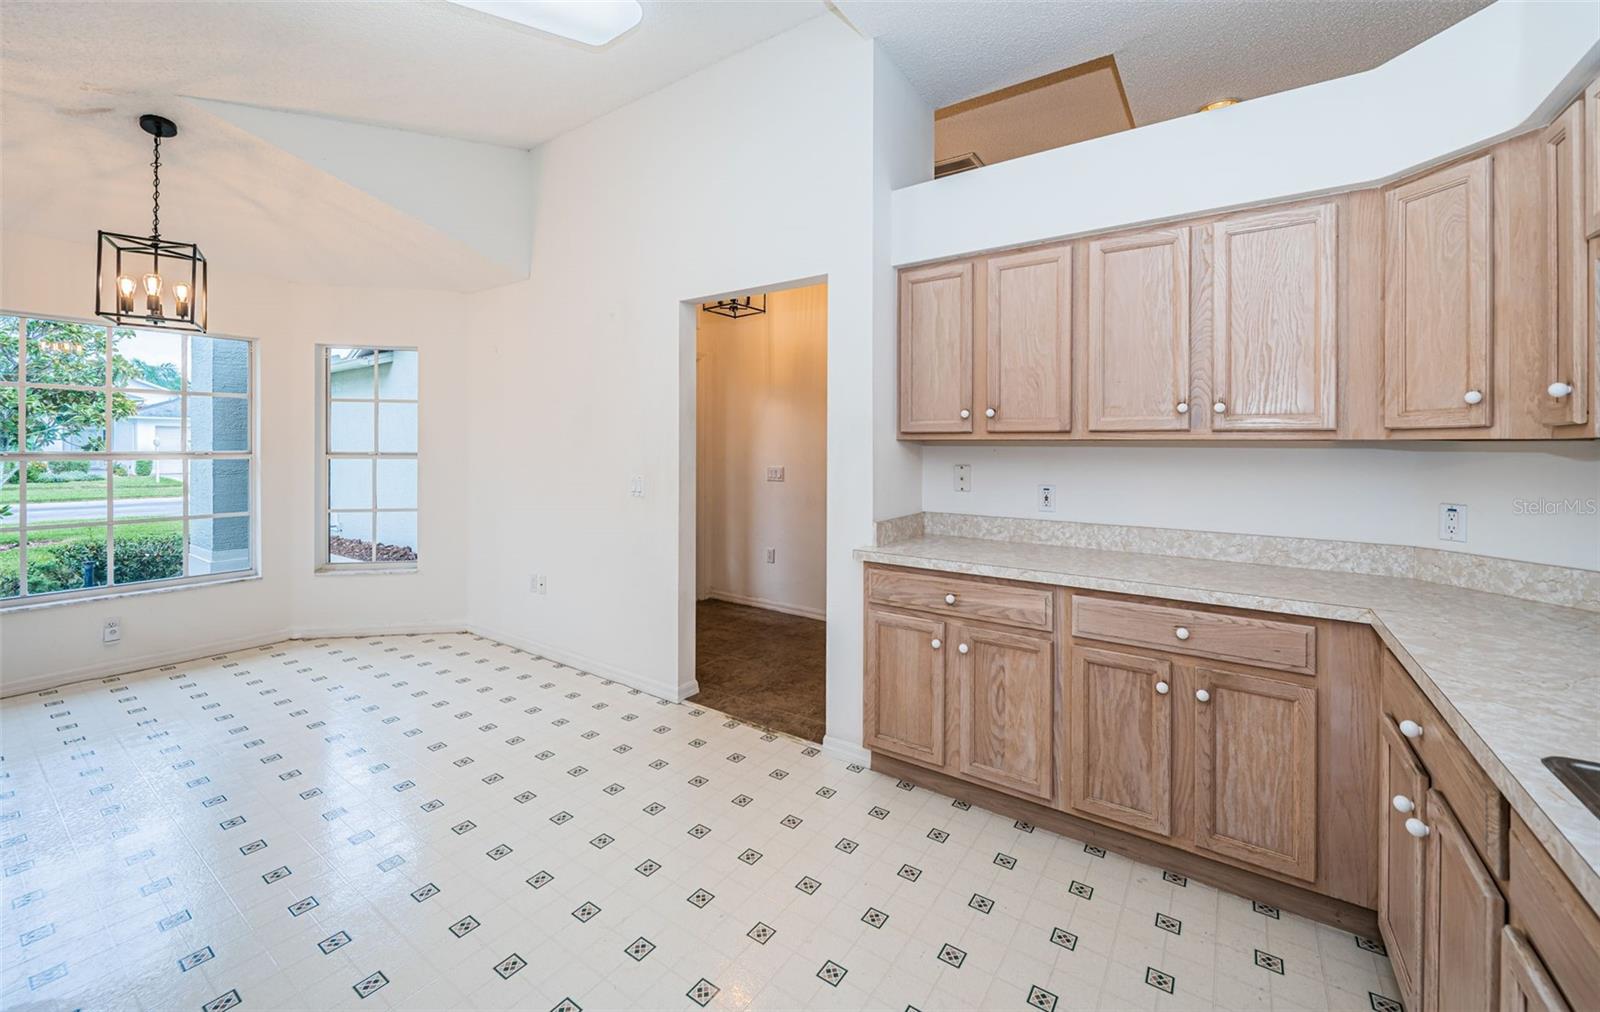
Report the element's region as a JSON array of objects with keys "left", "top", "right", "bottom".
[
  {"left": 1087, "top": 229, "right": 1192, "bottom": 431},
  {"left": 1500, "top": 927, "right": 1572, "bottom": 1012},
  {"left": 954, "top": 623, "right": 1054, "bottom": 800},
  {"left": 1066, "top": 646, "right": 1173, "bottom": 836},
  {"left": 1423, "top": 789, "right": 1506, "bottom": 1012},
  {"left": 1586, "top": 76, "right": 1600, "bottom": 241},
  {"left": 986, "top": 245, "right": 1072, "bottom": 432},
  {"left": 864, "top": 607, "right": 947, "bottom": 767},
  {"left": 1192, "top": 667, "right": 1318, "bottom": 881},
  {"left": 899, "top": 261, "right": 974, "bottom": 434},
  {"left": 1383, "top": 155, "right": 1494, "bottom": 429},
  {"left": 1210, "top": 203, "right": 1338, "bottom": 431},
  {"left": 1541, "top": 98, "right": 1589, "bottom": 427},
  {"left": 1379, "top": 716, "right": 1430, "bottom": 1012}
]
